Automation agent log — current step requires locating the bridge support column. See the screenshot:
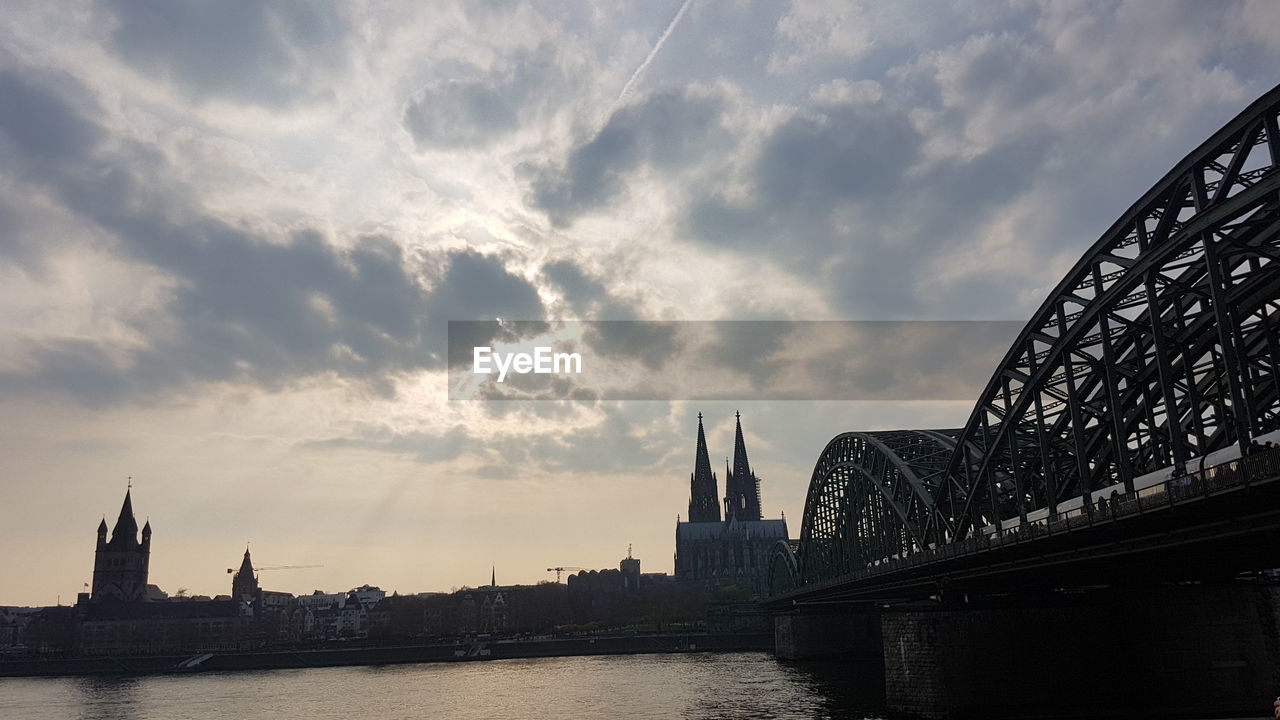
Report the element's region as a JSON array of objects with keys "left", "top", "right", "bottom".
[
  {"left": 773, "top": 609, "right": 882, "bottom": 661},
  {"left": 882, "top": 583, "right": 1280, "bottom": 718}
]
